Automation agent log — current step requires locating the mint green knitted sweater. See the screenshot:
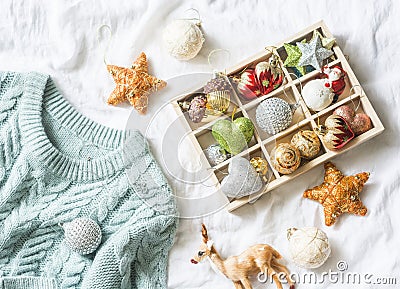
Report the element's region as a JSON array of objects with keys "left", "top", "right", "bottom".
[{"left": 0, "top": 71, "right": 178, "bottom": 289}]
